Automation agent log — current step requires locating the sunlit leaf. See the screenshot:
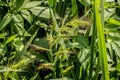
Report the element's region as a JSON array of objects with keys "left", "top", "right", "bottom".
[
  {"left": 62, "top": 66, "right": 73, "bottom": 74},
  {"left": 5, "top": 34, "right": 18, "bottom": 44},
  {"left": 107, "top": 18, "right": 120, "bottom": 26},
  {"left": 30, "top": 7, "right": 50, "bottom": 19},
  {"left": 21, "top": 10, "right": 33, "bottom": 24},
  {"left": 23, "top": 1, "right": 42, "bottom": 9}
]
